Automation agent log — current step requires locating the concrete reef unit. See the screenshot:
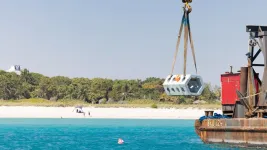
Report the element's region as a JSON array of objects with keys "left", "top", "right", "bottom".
[{"left": 163, "top": 74, "right": 204, "bottom": 96}]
